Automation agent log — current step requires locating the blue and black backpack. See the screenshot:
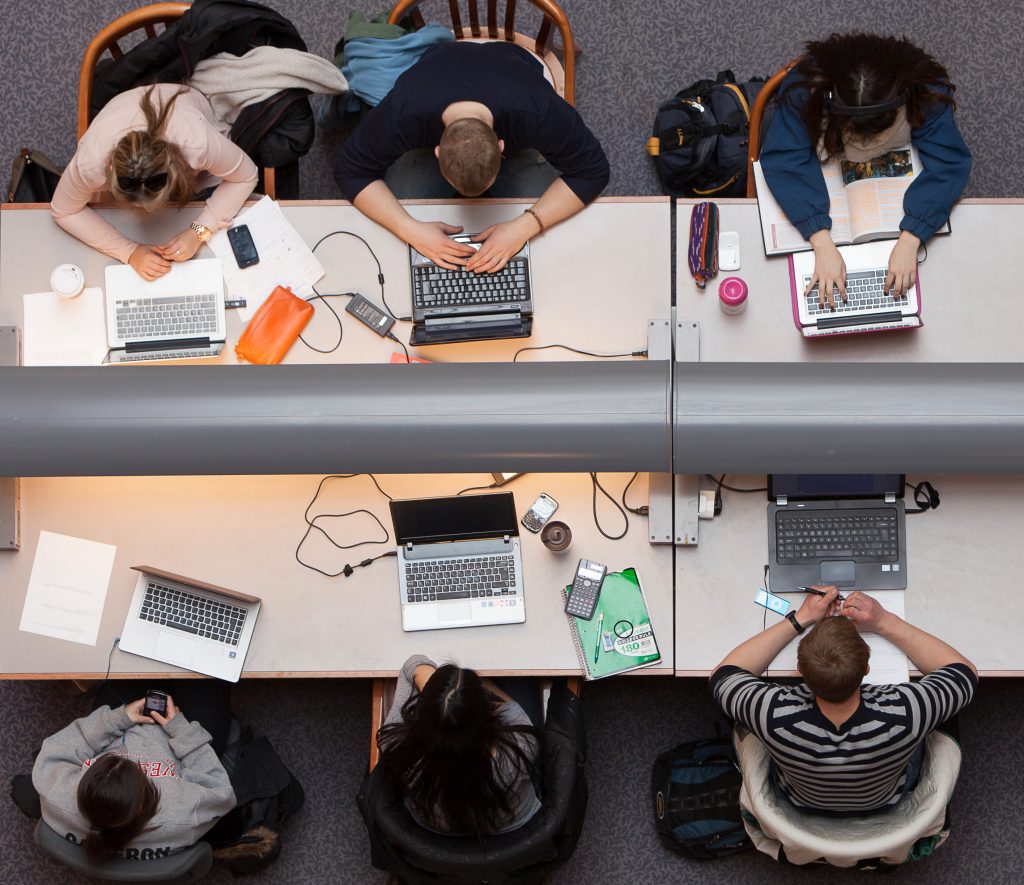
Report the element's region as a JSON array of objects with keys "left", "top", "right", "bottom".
[{"left": 651, "top": 732, "right": 752, "bottom": 859}]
